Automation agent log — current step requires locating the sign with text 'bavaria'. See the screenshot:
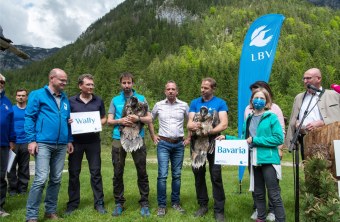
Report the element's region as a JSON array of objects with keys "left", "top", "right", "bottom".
[
  {"left": 70, "top": 111, "right": 102, "bottom": 134},
  {"left": 214, "top": 140, "right": 249, "bottom": 166}
]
